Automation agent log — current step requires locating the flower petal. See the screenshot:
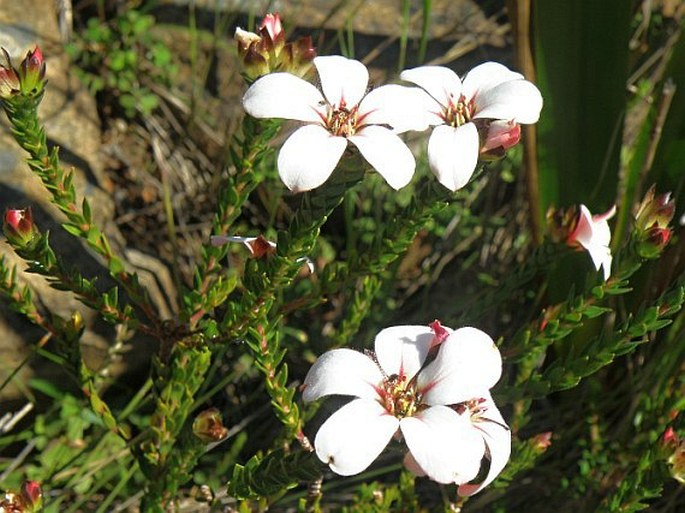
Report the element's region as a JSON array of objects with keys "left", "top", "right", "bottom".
[
  {"left": 573, "top": 205, "right": 614, "bottom": 280},
  {"left": 277, "top": 125, "right": 347, "bottom": 192},
  {"left": 419, "top": 327, "right": 502, "bottom": 405},
  {"left": 458, "top": 394, "right": 511, "bottom": 496},
  {"left": 427, "top": 123, "right": 479, "bottom": 191},
  {"left": 349, "top": 126, "right": 415, "bottom": 190},
  {"left": 314, "top": 398, "right": 399, "bottom": 476},
  {"left": 472, "top": 79, "right": 543, "bottom": 124},
  {"left": 360, "top": 84, "right": 440, "bottom": 133},
  {"left": 374, "top": 325, "right": 435, "bottom": 380},
  {"left": 400, "top": 65, "right": 462, "bottom": 108},
  {"left": 401, "top": 405, "right": 485, "bottom": 484},
  {"left": 242, "top": 73, "right": 324, "bottom": 123},
  {"left": 461, "top": 61, "right": 523, "bottom": 100},
  {"left": 314, "top": 55, "right": 369, "bottom": 107},
  {"left": 302, "top": 348, "right": 384, "bottom": 403}
]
